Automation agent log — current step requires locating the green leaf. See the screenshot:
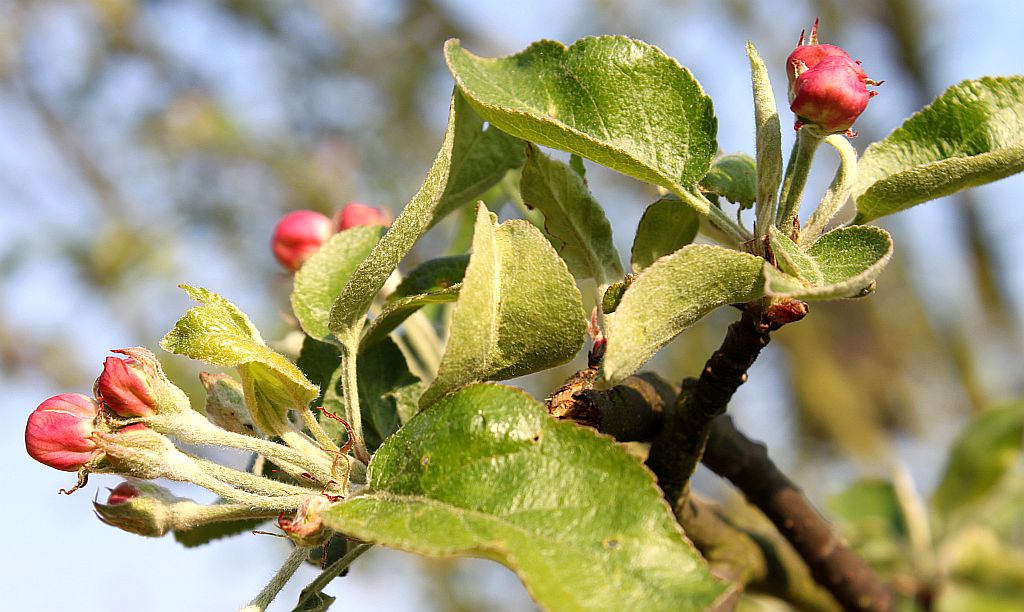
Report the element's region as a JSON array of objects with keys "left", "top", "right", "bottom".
[
  {"left": 356, "top": 338, "right": 424, "bottom": 452},
  {"left": 519, "top": 144, "right": 623, "bottom": 282},
  {"left": 361, "top": 285, "right": 461, "bottom": 349},
  {"left": 432, "top": 91, "right": 526, "bottom": 225},
  {"left": 601, "top": 245, "right": 765, "bottom": 387},
  {"left": 747, "top": 42, "right": 783, "bottom": 235},
  {"left": 322, "top": 383, "right": 726, "bottom": 611},
  {"left": 296, "top": 336, "right": 343, "bottom": 406},
  {"left": 392, "top": 255, "right": 469, "bottom": 298},
  {"left": 420, "top": 204, "right": 586, "bottom": 407},
  {"left": 699, "top": 152, "right": 757, "bottom": 209},
  {"left": 291, "top": 226, "right": 382, "bottom": 341},
  {"left": 174, "top": 516, "right": 266, "bottom": 548},
  {"left": 446, "top": 37, "right": 717, "bottom": 212},
  {"left": 330, "top": 90, "right": 511, "bottom": 345},
  {"left": 828, "top": 479, "right": 910, "bottom": 574},
  {"left": 630, "top": 195, "right": 699, "bottom": 272},
  {"left": 767, "top": 225, "right": 823, "bottom": 286},
  {"left": 764, "top": 226, "right": 893, "bottom": 300},
  {"left": 853, "top": 76, "right": 1024, "bottom": 223},
  {"left": 160, "top": 285, "right": 317, "bottom": 406},
  {"left": 932, "top": 402, "right": 1024, "bottom": 522}
]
